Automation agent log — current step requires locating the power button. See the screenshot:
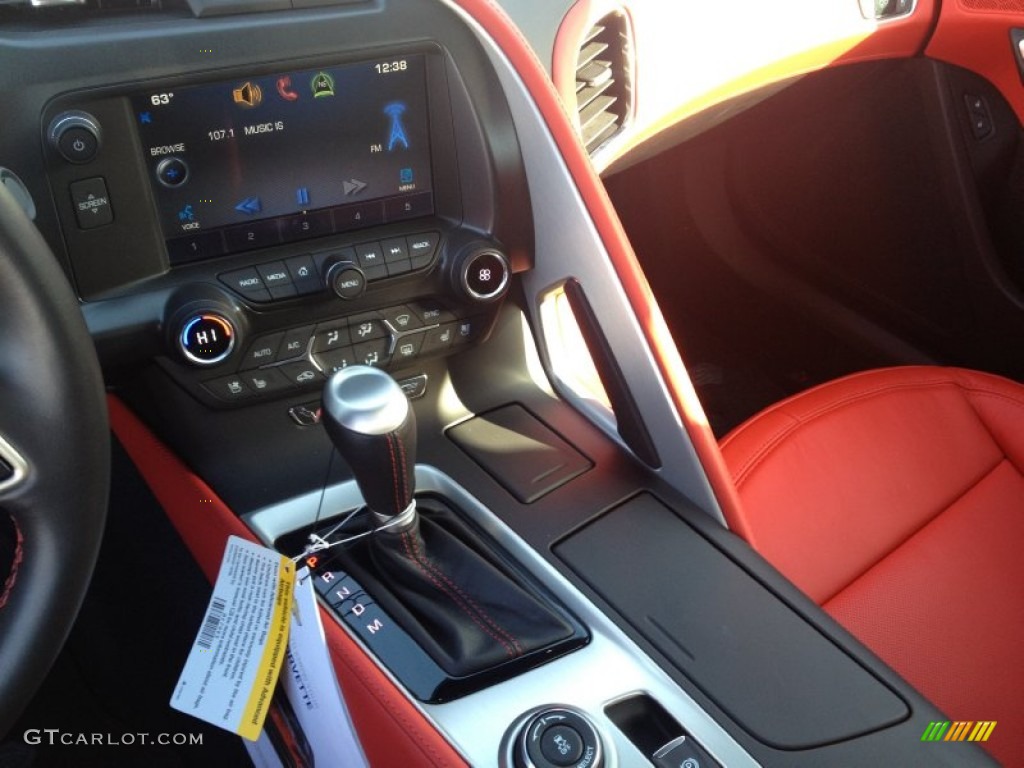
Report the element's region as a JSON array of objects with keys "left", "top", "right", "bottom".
[
  {"left": 48, "top": 111, "right": 102, "bottom": 164},
  {"left": 179, "top": 313, "right": 236, "bottom": 366}
]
